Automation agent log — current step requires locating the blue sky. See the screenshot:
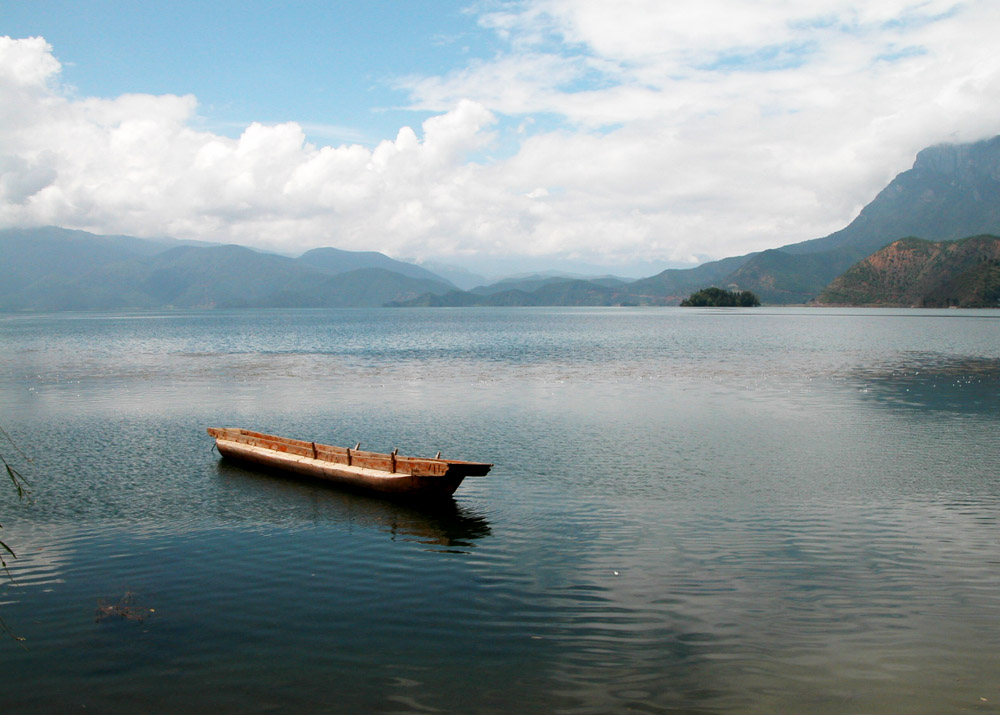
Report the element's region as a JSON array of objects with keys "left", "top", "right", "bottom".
[
  {"left": 4, "top": 1, "right": 492, "bottom": 144},
  {"left": 2, "top": 1, "right": 999, "bottom": 277}
]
